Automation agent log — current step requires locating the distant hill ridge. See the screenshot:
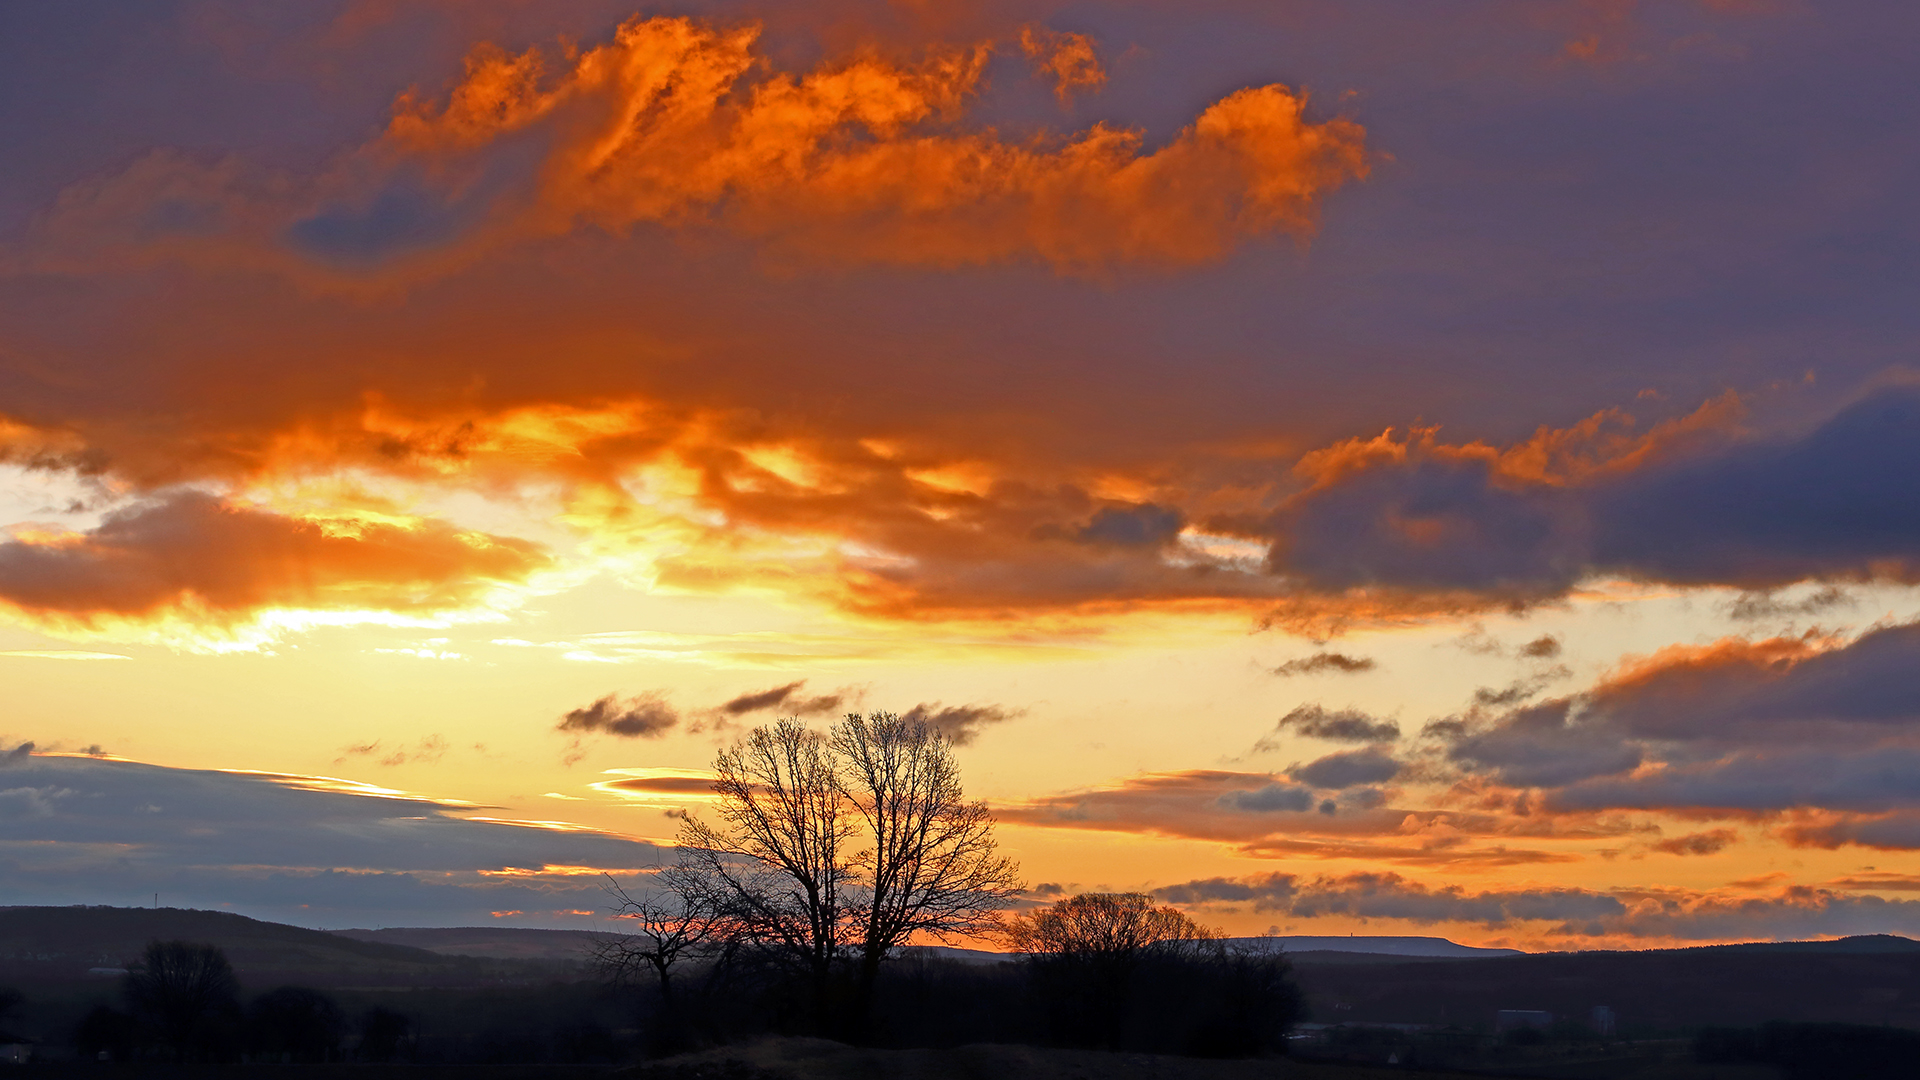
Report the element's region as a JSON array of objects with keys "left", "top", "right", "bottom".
[
  {"left": 8, "top": 905, "right": 1916, "bottom": 971},
  {"left": 1231, "top": 935, "right": 1524, "bottom": 958},
  {"left": 0, "top": 905, "right": 445, "bottom": 970},
  {"left": 335, "top": 925, "right": 616, "bottom": 960},
  {"left": 0, "top": 906, "right": 586, "bottom": 987}
]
